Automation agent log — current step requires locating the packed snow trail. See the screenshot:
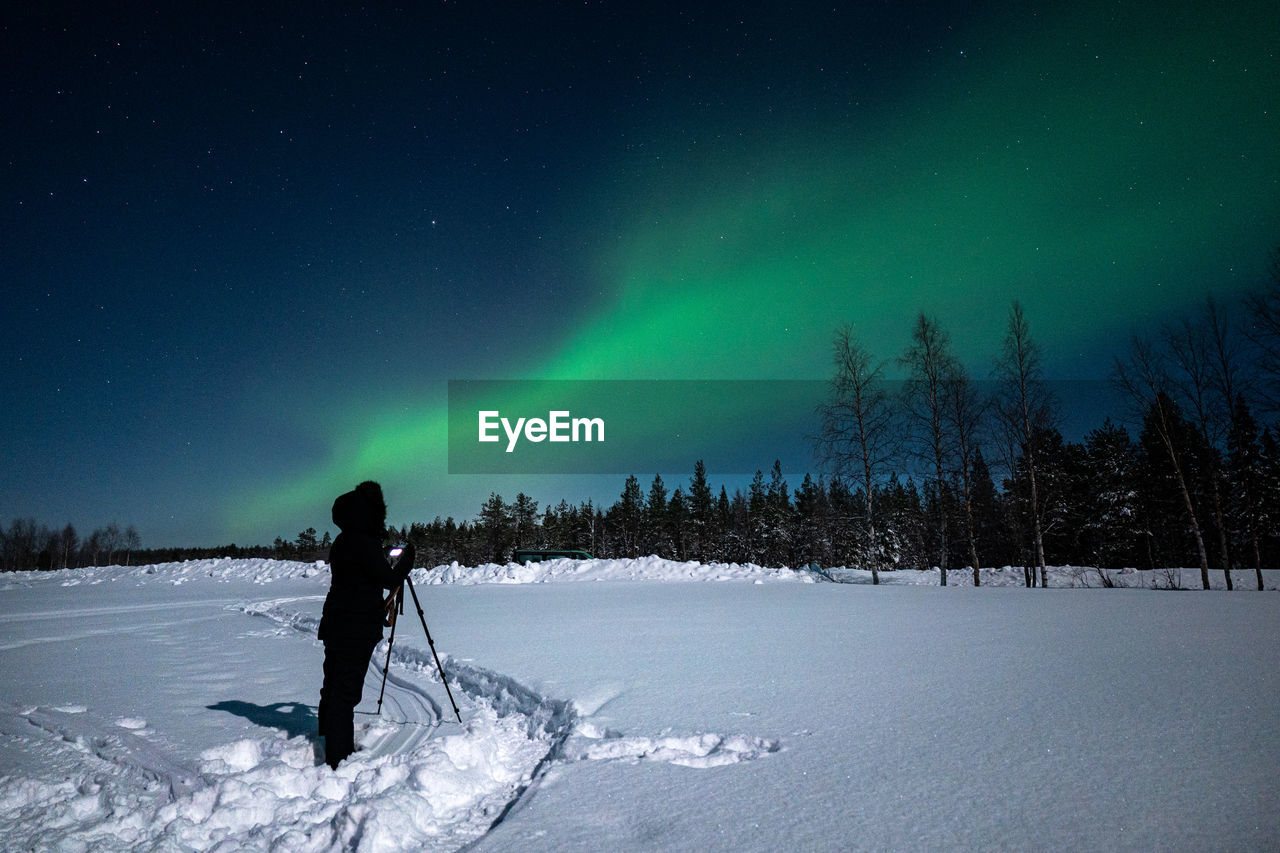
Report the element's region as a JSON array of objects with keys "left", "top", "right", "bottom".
[
  {"left": 245, "top": 595, "right": 780, "bottom": 847},
  {"left": 0, "top": 588, "right": 562, "bottom": 851}
]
